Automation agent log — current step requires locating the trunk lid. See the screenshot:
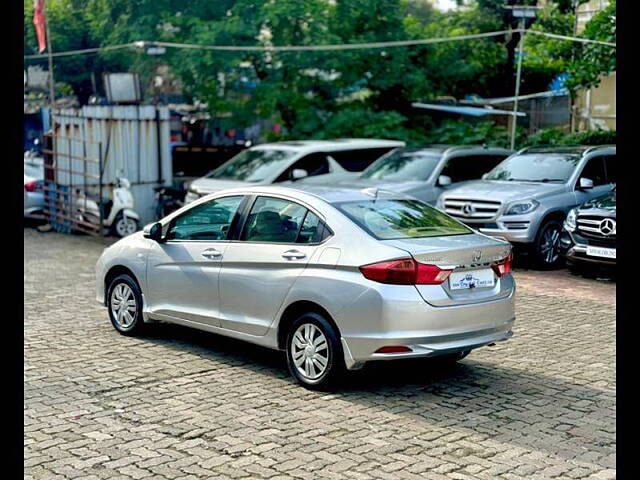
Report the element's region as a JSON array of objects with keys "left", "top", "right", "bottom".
[{"left": 382, "top": 233, "right": 513, "bottom": 307}]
